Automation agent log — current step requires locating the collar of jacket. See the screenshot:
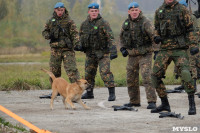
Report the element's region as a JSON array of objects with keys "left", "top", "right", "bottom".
[
  {"left": 87, "top": 14, "right": 102, "bottom": 22},
  {"left": 52, "top": 9, "right": 69, "bottom": 20},
  {"left": 128, "top": 12, "right": 143, "bottom": 22},
  {"left": 163, "top": 0, "right": 178, "bottom": 8}
]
